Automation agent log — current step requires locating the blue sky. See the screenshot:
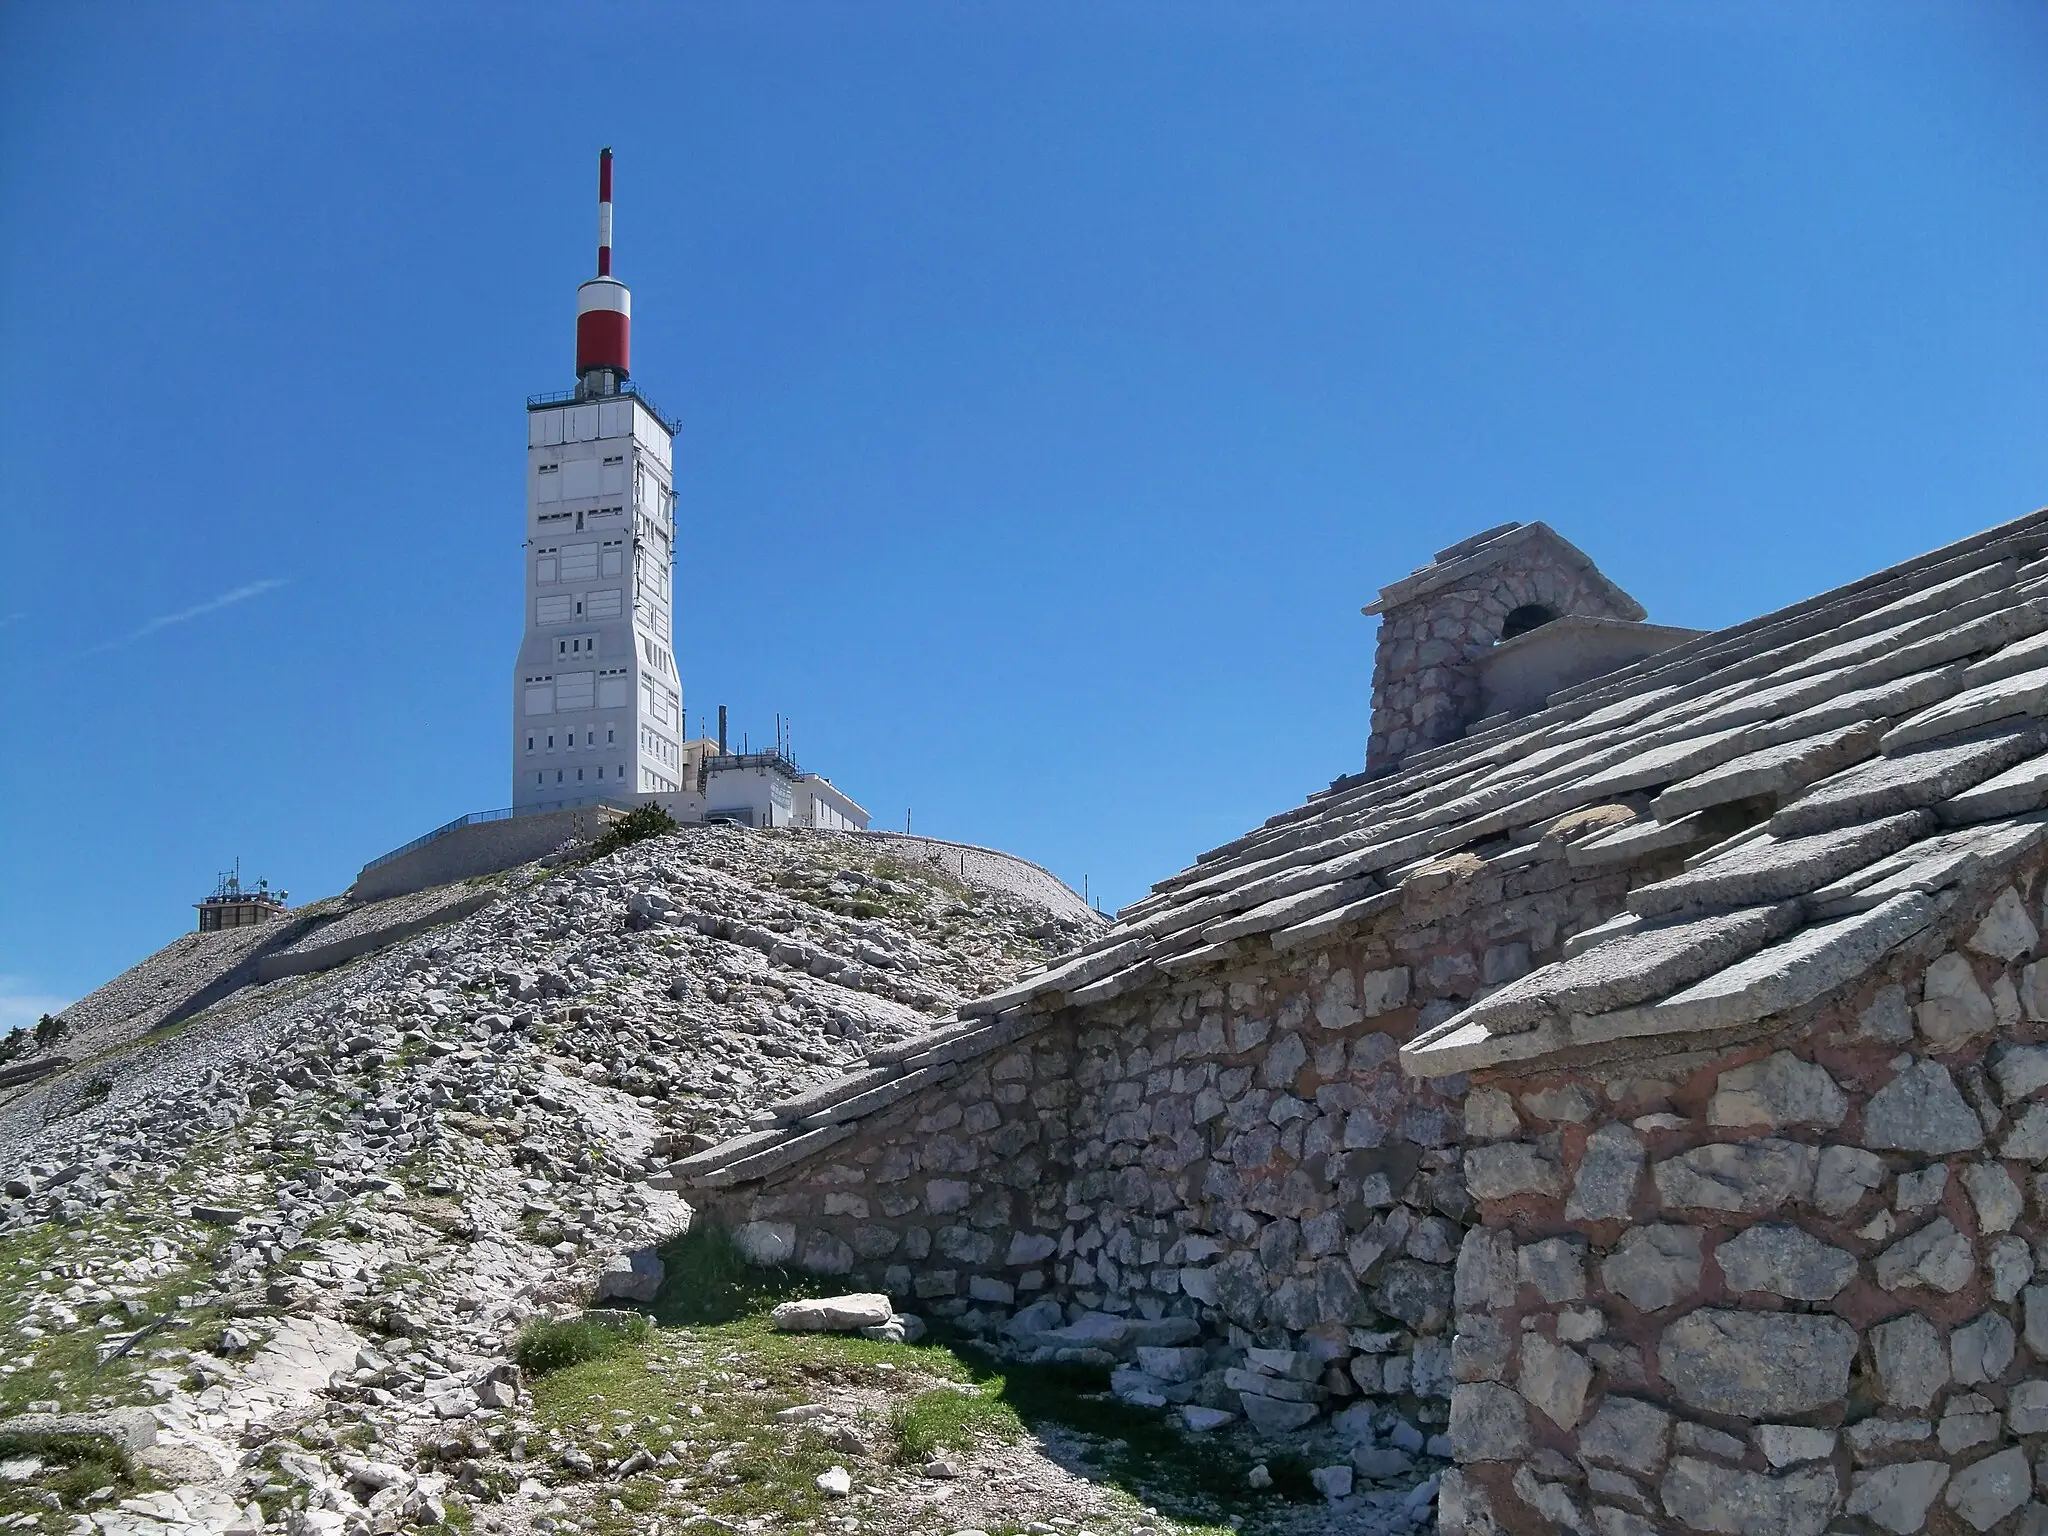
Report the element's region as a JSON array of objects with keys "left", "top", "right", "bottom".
[{"left": 3, "top": 3, "right": 2045, "bottom": 1024}]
